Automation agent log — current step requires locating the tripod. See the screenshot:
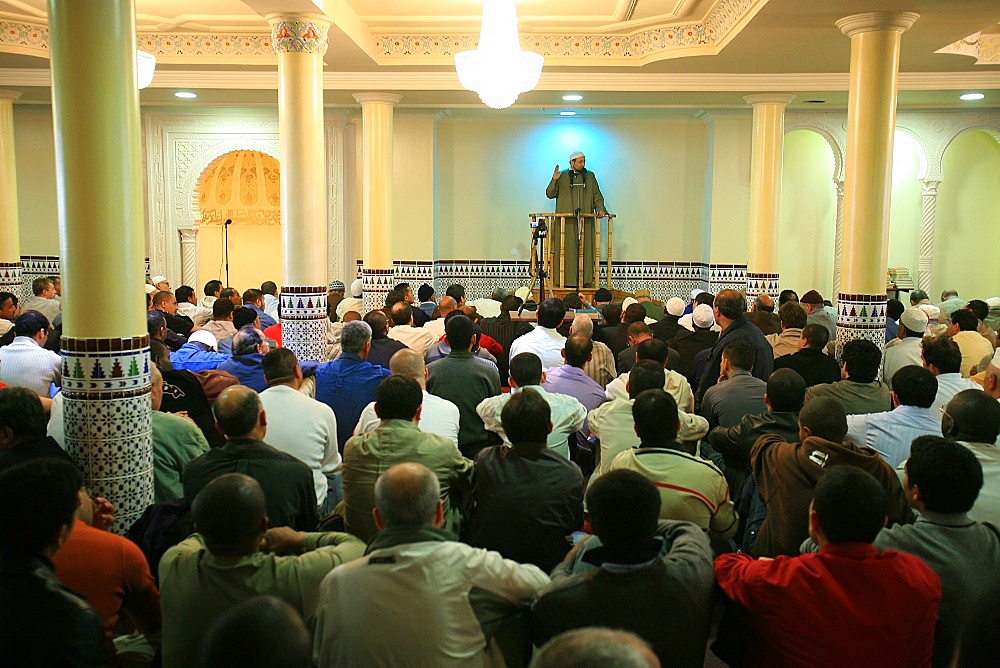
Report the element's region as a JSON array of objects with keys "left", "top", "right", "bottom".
[{"left": 522, "top": 217, "right": 550, "bottom": 314}]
